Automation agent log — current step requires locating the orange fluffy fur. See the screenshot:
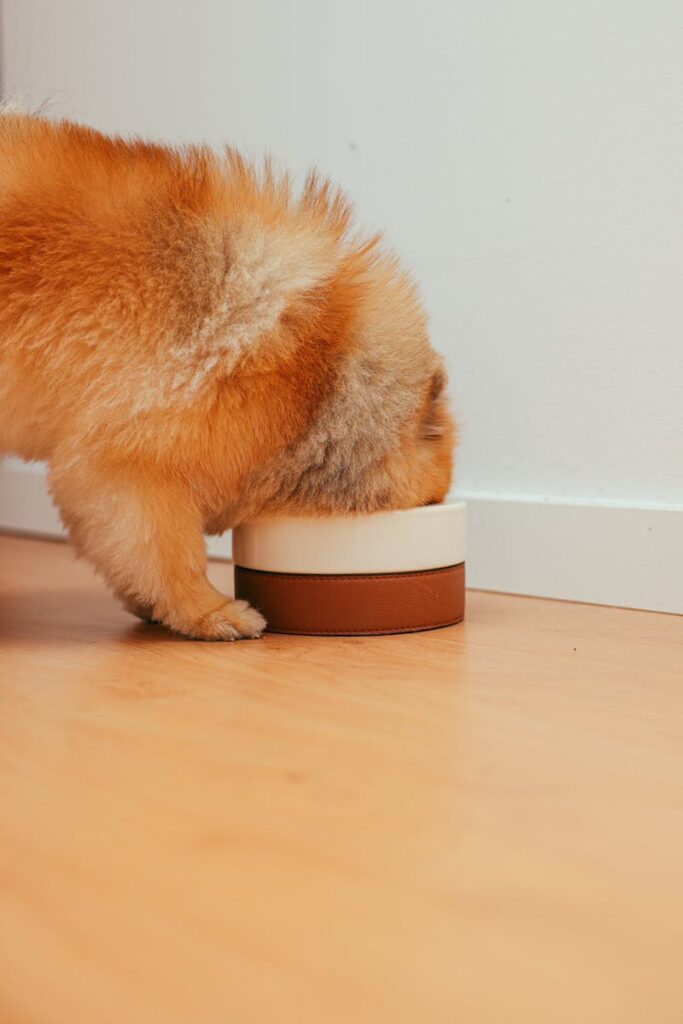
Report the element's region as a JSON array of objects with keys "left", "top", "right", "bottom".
[{"left": 0, "top": 113, "right": 454, "bottom": 639}]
